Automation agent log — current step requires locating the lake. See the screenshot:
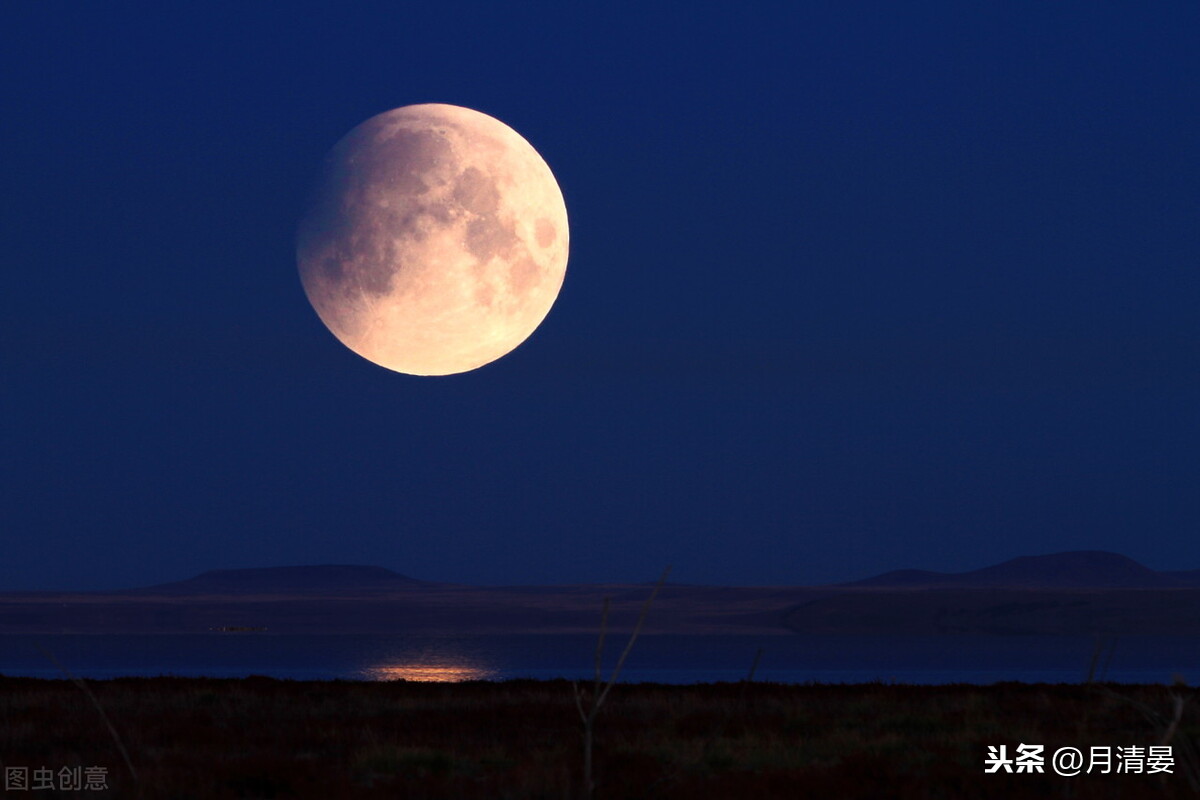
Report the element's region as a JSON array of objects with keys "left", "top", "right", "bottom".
[{"left": 1, "top": 633, "right": 1197, "bottom": 684}]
